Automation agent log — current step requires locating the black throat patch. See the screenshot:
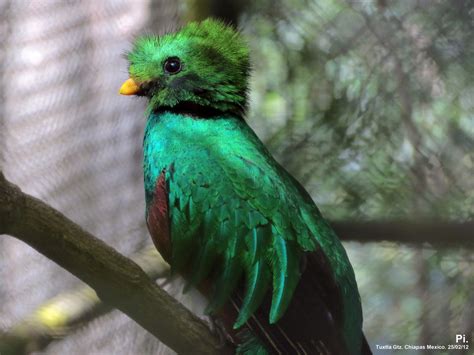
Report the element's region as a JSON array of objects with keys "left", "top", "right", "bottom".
[{"left": 154, "top": 101, "right": 243, "bottom": 119}]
